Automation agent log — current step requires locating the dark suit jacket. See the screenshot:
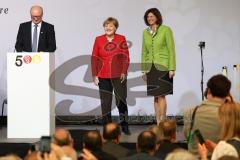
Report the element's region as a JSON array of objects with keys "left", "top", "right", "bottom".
[
  {"left": 102, "top": 141, "right": 130, "bottom": 159},
  {"left": 155, "top": 140, "right": 180, "bottom": 160},
  {"left": 121, "top": 152, "right": 160, "bottom": 160},
  {"left": 79, "top": 149, "right": 117, "bottom": 160},
  {"left": 92, "top": 149, "right": 117, "bottom": 160},
  {"left": 15, "top": 21, "right": 56, "bottom": 52}
]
